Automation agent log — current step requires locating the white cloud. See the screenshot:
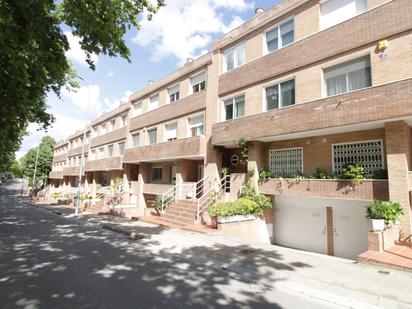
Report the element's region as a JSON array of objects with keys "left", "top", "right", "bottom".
[
  {"left": 65, "top": 32, "right": 99, "bottom": 67},
  {"left": 107, "top": 70, "right": 114, "bottom": 77},
  {"left": 133, "top": 0, "right": 253, "bottom": 63},
  {"left": 104, "top": 90, "right": 133, "bottom": 111},
  {"left": 61, "top": 85, "right": 102, "bottom": 118}
]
